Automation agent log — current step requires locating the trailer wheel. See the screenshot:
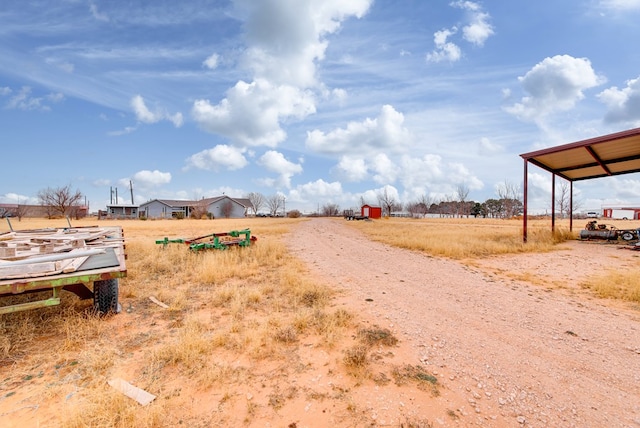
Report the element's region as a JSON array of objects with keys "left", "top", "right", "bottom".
[
  {"left": 94, "top": 279, "right": 120, "bottom": 315},
  {"left": 621, "top": 231, "right": 635, "bottom": 241}
]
